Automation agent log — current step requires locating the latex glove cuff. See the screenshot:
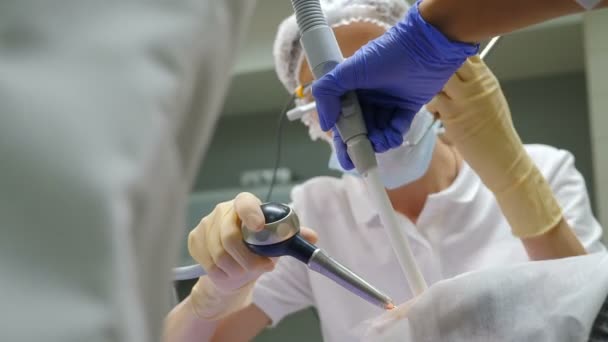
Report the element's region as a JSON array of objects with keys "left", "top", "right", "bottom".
[
  {"left": 494, "top": 162, "right": 563, "bottom": 238},
  {"left": 190, "top": 276, "right": 255, "bottom": 321}
]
